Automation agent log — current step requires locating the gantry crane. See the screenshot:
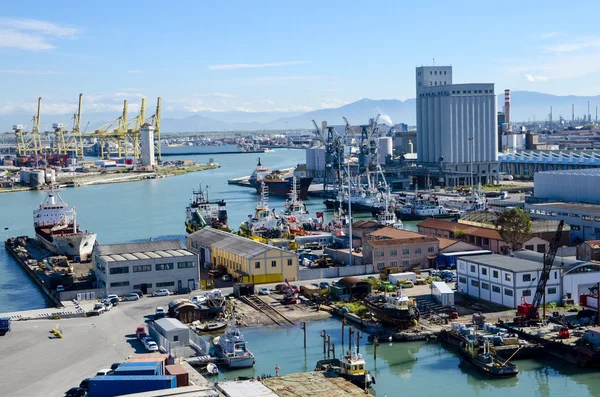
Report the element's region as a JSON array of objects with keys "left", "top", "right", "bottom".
[
  {"left": 312, "top": 119, "right": 344, "bottom": 191},
  {"left": 49, "top": 93, "right": 85, "bottom": 160},
  {"left": 14, "top": 97, "right": 43, "bottom": 157},
  {"left": 516, "top": 220, "right": 565, "bottom": 325}
]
